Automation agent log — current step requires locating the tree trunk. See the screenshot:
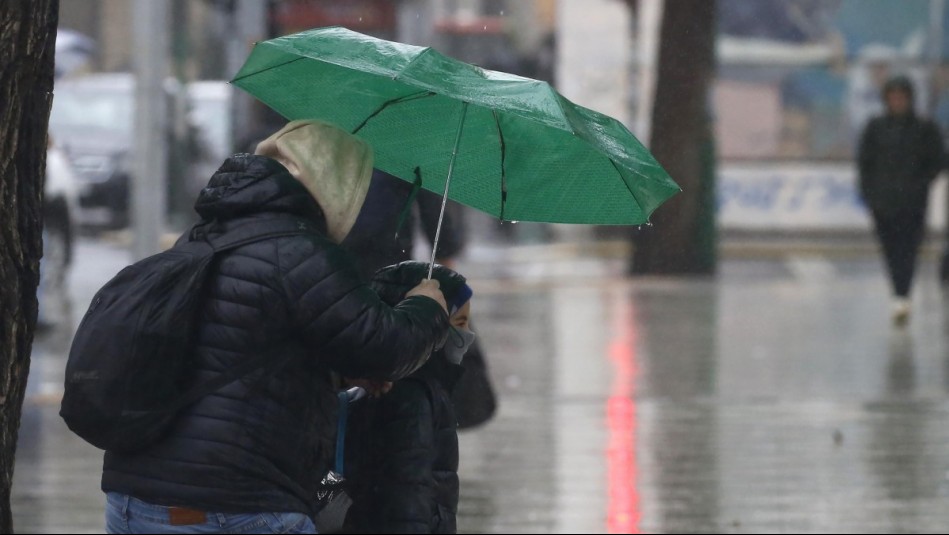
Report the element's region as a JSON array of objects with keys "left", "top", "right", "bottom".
[
  {"left": 631, "top": 0, "right": 717, "bottom": 275},
  {"left": 0, "top": 2, "right": 59, "bottom": 531}
]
